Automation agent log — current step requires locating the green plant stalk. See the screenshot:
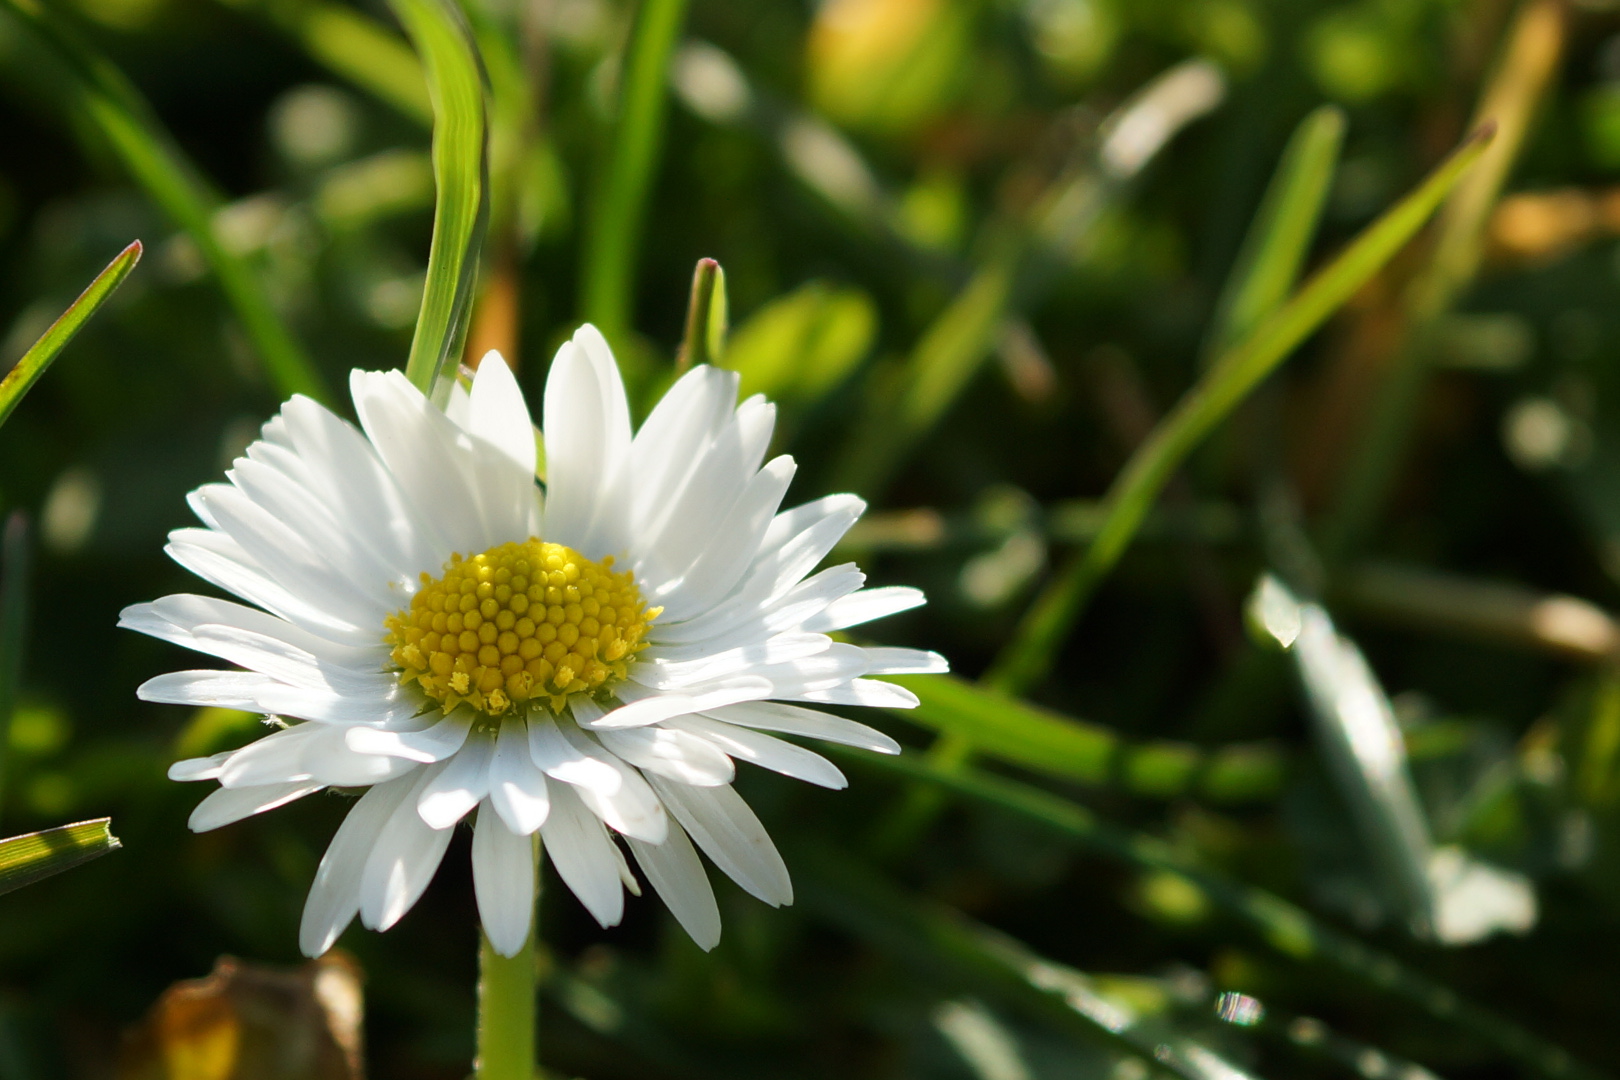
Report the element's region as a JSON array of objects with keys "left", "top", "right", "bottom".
[
  {"left": 476, "top": 926, "right": 537, "bottom": 1080},
  {"left": 675, "top": 258, "right": 726, "bottom": 372},
  {"left": 983, "top": 124, "right": 1495, "bottom": 696},
  {"left": 0, "top": 515, "right": 28, "bottom": 827},
  {"left": 0, "top": 0, "right": 329, "bottom": 403},
  {"left": 1203, "top": 105, "right": 1345, "bottom": 361},
  {"left": 1321, "top": 0, "right": 1562, "bottom": 564},
  {"left": 580, "top": 0, "right": 690, "bottom": 352},
  {"left": 837, "top": 747, "right": 1605, "bottom": 1080},
  {"left": 390, "top": 0, "right": 489, "bottom": 401},
  {"left": 0, "top": 241, "right": 141, "bottom": 431},
  {"left": 0, "top": 818, "right": 121, "bottom": 895}
]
